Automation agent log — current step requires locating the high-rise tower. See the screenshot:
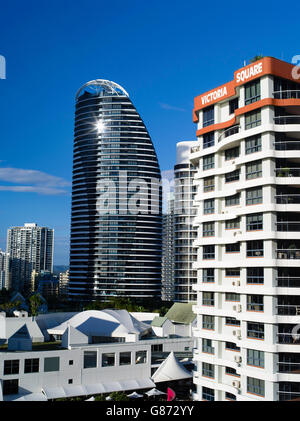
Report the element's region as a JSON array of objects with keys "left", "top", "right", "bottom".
[{"left": 69, "top": 80, "right": 162, "bottom": 301}]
